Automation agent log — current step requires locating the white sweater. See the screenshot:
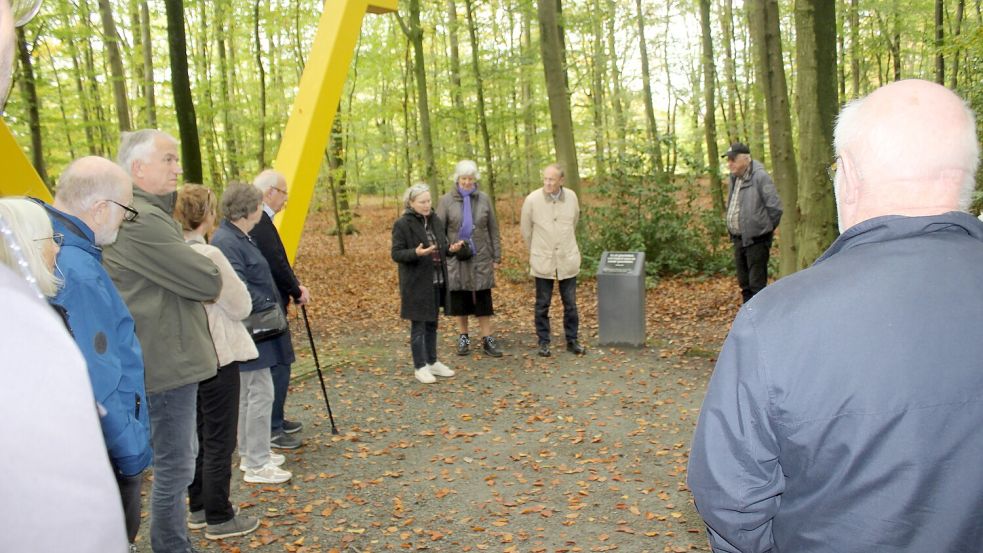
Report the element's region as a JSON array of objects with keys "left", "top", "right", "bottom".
[{"left": 190, "top": 241, "right": 258, "bottom": 366}]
